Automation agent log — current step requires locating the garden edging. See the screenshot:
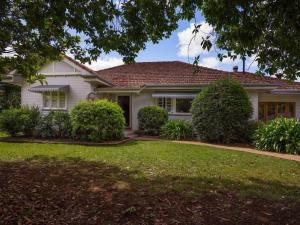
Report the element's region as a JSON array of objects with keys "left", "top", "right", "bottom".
[{"left": 0, "top": 137, "right": 132, "bottom": 146}]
